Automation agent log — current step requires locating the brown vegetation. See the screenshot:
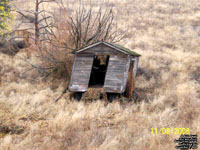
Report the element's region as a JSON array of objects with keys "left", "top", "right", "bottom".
[{"left": 0, "top": 0, "right": 200, "bottom": 150}]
